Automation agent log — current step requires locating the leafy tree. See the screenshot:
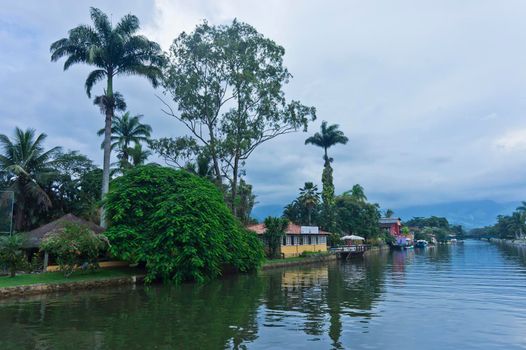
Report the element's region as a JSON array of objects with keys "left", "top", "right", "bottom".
[
  {"left": 161, "top": 20, "right": 316, "bottom": 215},
  {"left": 227, "top": 179, "right": 257, "bottom": 225},
  {"left": 384, "top": 208, "right": 394, "bottom": 218},
  {"left": 51, "top": 7, "right": 164, "bottom": 227},
  {"left": 0, "top": 234, "right": 29, "bottom": 277},
  {"left": 299, "top": 182, "right": 320, "bottom": 225},
  {"left": 334, "top": 192, "right": 381, "bottom": 240},
  {"left": 104, "top": 165, "right": 264, "bottom": 283},
  {"left": 0, "top": 128, "right": 61, "bottom": 230},
  {"left": 97, "top": 112, "right": 152, "bottom": 169},
  {"left": 40, "top": 223, "right": 108, "bottom": 277},
  {"left": 45, "top": 150, "right": 97, "bottom": 220},
  {"left": 263, "top": 217, "right": 288, "bottom": 258},
  {"left": 305, "top": 121, "right": 348, "bottom": 232}
]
